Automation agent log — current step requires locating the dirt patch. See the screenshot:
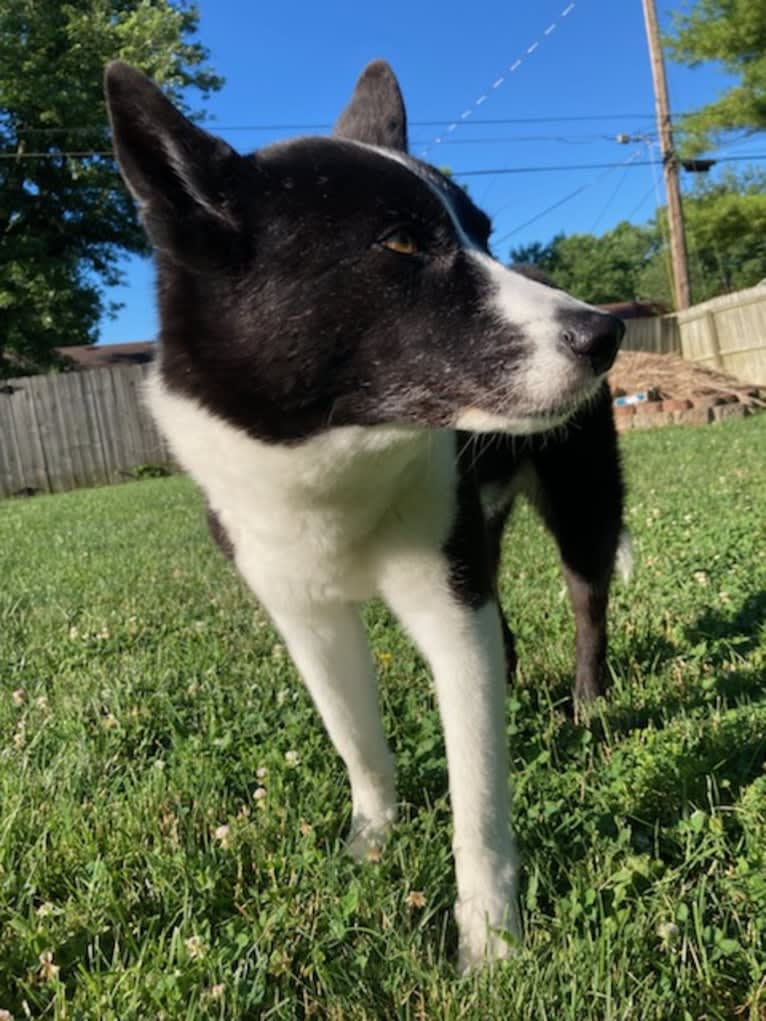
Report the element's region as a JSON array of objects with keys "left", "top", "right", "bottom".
[{"left": 609, "top": 351, "right": 764, "bottom": 406}]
